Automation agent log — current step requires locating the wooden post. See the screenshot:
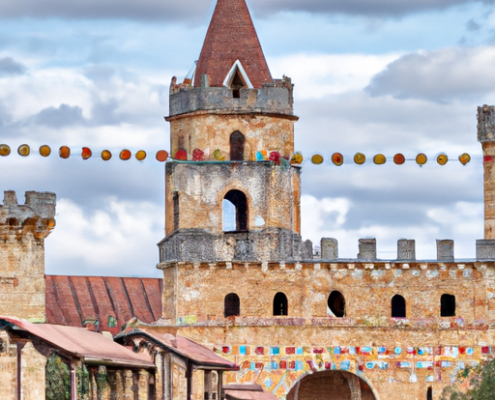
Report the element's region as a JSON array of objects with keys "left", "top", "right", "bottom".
[
  {"left": 217, "top": 371, "right": 224, "bottom": 400},
  {"left": 70, "top": 362, "right": 77, "bottom": 400},
  {"left": 186, "top": 361, "right": 193, "bottom": 400}
]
